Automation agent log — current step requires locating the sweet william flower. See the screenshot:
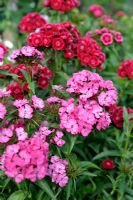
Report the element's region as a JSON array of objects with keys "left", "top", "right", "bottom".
[
  {"left": 0, "top": 103, "right": 7, "bottom": 120},
  {"left": 1, "top": 138, "right": 49, "bottom": 182},
  {"left": 102, "top": 159, "right": 116, "bottom": 170},
  {"left": 18, "top": 104, "right": 33, "bottom": 119},
  {"left": 19, "top": 12, "right": 46, "bottom": 33},
  {"left": 15, "top": 127, "right": 28, "bottom": 141},
  {"left": 117, "top": 60, "right": 133, "bottom": 79},
  {"left": 32, "top": 95, "right": 45, "bottom": 111},
  {"left": 44, "top": 0, "right": 80, "bottom": 13},
  {"left": 88, "top": 4, "right": 105, "bottom": 18},
  {"left": 37, "top": 78, "right": 49, "bottom": 89},
  {"left": 100, "top": 33, "right": 113, "bottom": 45},
  {"left": 52, "top": 37, "right": 65, "bottom": 50},
  {"left": 0, "top": 127, "right": 14, "bottom": 143},
  {"left": 48, "top": 156, "right": 68, "bottom": 187}
]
